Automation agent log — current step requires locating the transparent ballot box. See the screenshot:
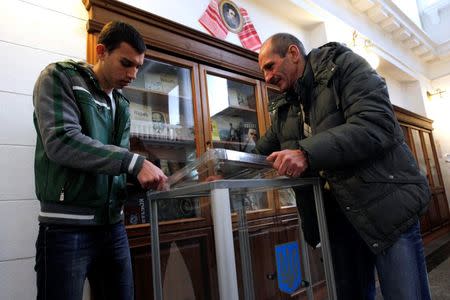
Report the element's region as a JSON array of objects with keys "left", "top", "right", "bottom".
[{"left": 146, "top": 149, "right": 337, "bottom": 300}]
